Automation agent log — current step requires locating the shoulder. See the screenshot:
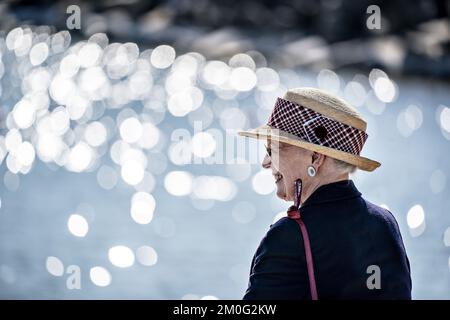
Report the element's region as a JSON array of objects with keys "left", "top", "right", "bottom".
[
  {"left": 244, "top": 216, "right": 309, "bottom": 300},
  {"left": 363, "top": 200, "right": 401, "bottom": 229},
  {"left": 268, "top": 216, "right": 301, "bottom": 240},
  {"left": 257, "top": 216, "right": 304, "bottom": 256},
  {"left": 362, "top": 199, "right": 406, "bottom": 246}
]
